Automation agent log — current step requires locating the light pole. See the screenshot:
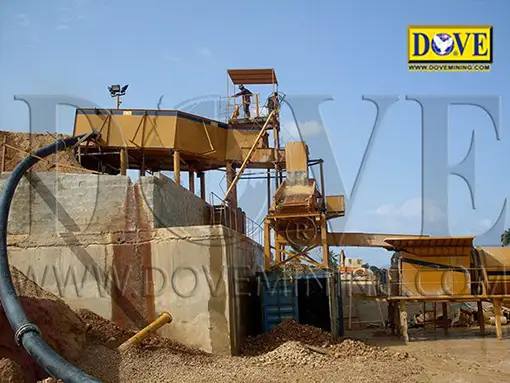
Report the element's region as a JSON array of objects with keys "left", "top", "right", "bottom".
[
  {"left": 108, "top": 84, "right": 129, "bottom": 175},
  {"left": 108, "top": 84, "right": 129, "bottom": 109}
]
